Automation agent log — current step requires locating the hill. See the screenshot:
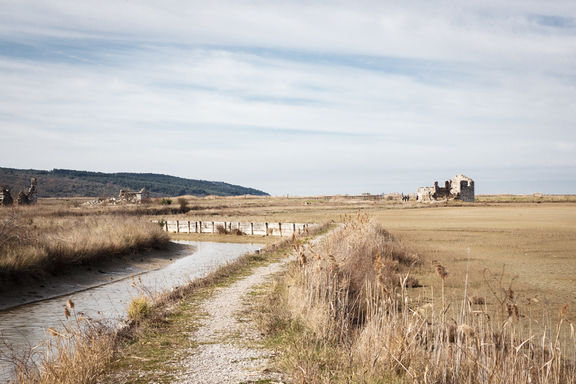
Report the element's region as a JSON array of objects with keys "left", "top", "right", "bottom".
[{"left": 0, "top": 167, "right": 269, "bottom": 198}]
